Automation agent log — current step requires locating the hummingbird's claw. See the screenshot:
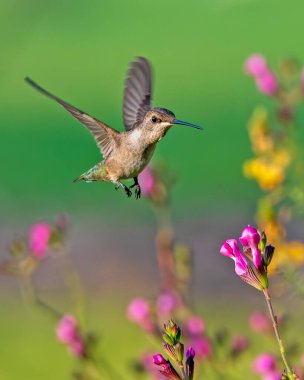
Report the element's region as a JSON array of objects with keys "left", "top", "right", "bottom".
[
  {"left": 134, "top": 185, "right": 141, "bottom": 199},
  {"left": 124, "top": 186, "right": 132, "bottom": 198}
]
